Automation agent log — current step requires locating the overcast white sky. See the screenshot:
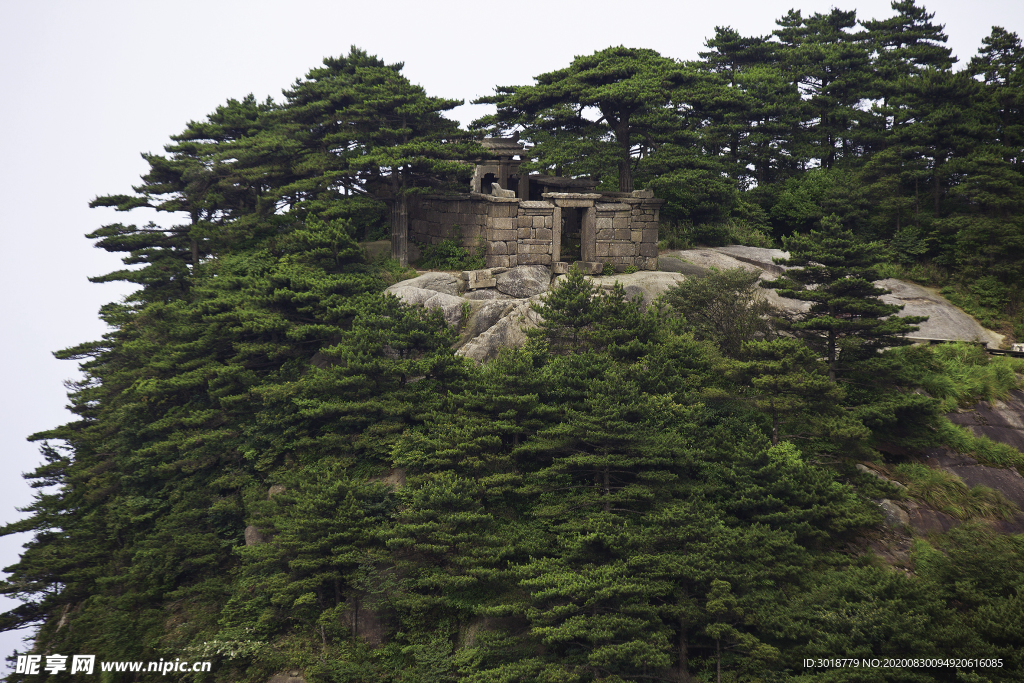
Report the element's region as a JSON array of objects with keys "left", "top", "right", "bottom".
[{"left": 2, "top": 0, "right": 1022, "bottom": 668}]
